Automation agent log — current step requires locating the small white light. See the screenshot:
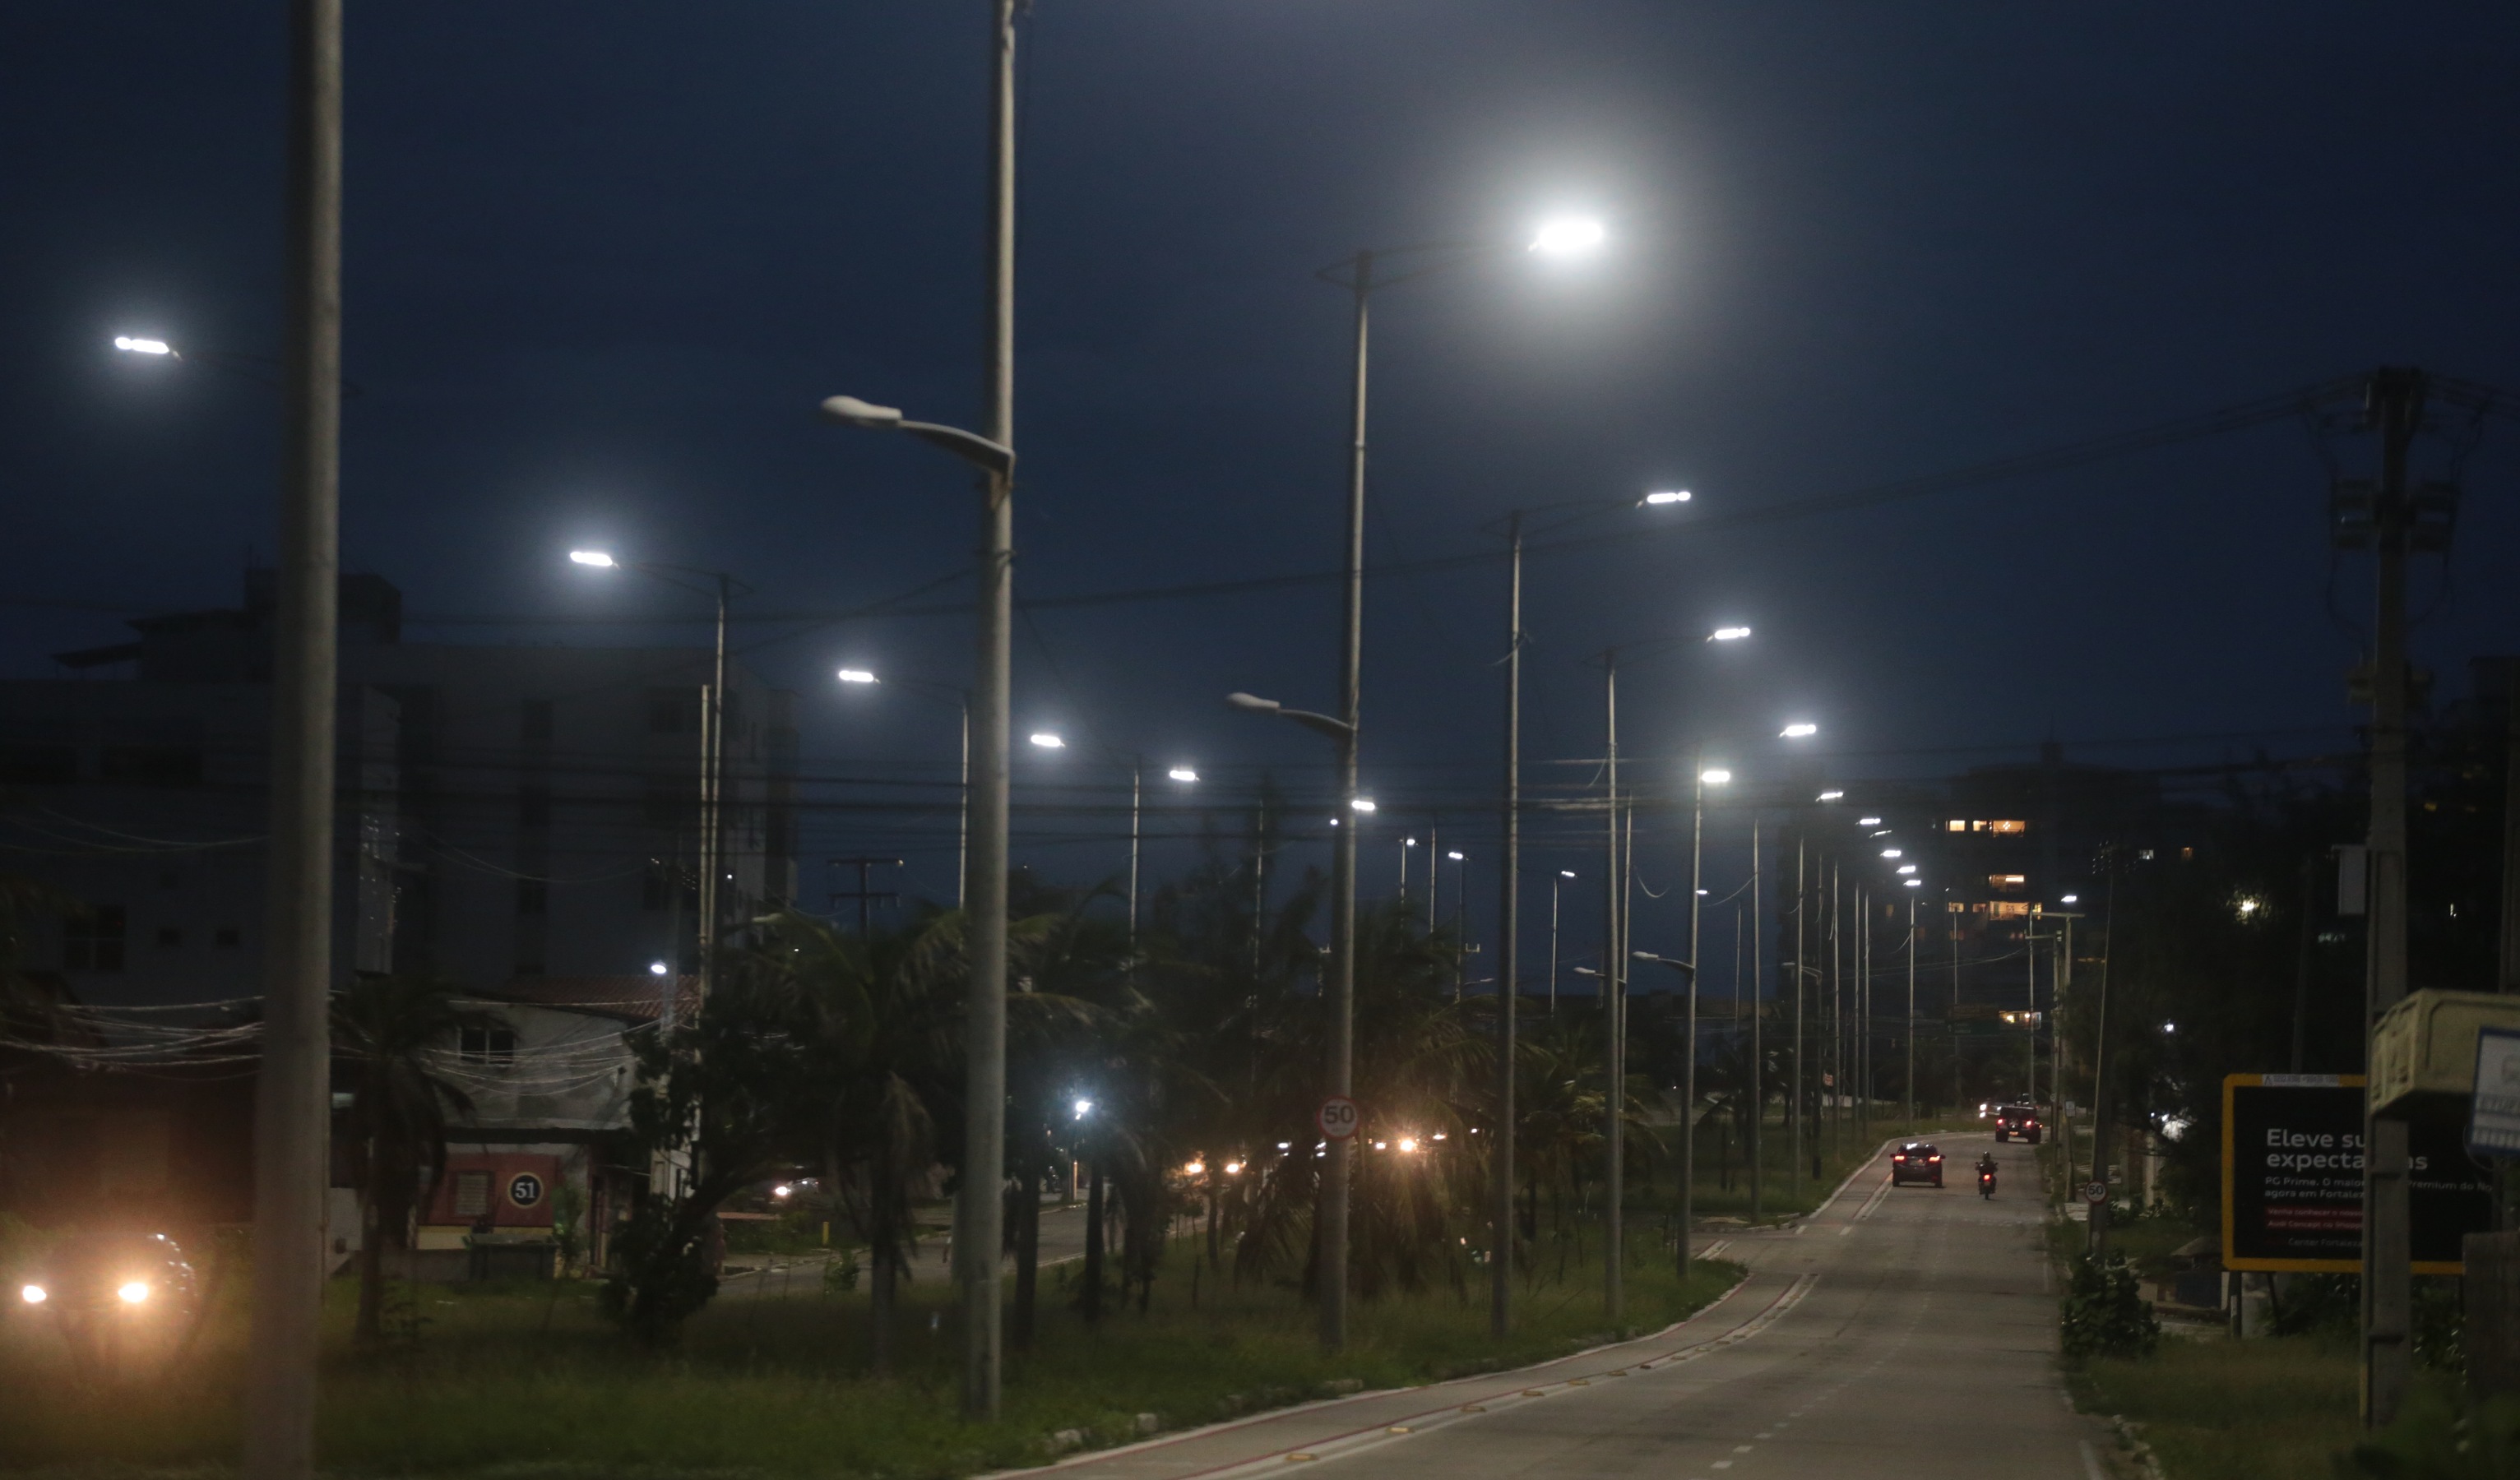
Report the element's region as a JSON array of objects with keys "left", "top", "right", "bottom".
[
  {"left": 1700, "top": 768, "right": 1732, "bottom": 784},
  {"left": 1859, "top": 816, "right": 1883, "bottom": 826},
  {"left": 1560, "top": 870, "right": 1577, "bottom": 880},
  {"left": 1708, "top": 626, "right": 1752, "bottom": 642},
  {"left": 1405, "top": 838, "right": 1418, "bottom": 847},
  {"left": 1897, "top": 865, "right": 1918, "bottom": 876},
  {"left": 118, "top": 1281, "right": 150, "bottom": 1305},
  {"left": 19, "top": 1284, "right": 44, "bottom": 1305},
  {"left": 1073, "top": 1098, "right": 1093, "bottom": 1117},
  {"left": 1644, "top": 490, "right": 1690, "bottom": 506},
  {"left": 1818, "top": 790, "right": 1845, "bottom": 802},
  {"left": 1169, "top": 766, "right": 1198, "bottom": 783},
  {"left": 2062, "top": 895, "right": 2079, "bottom": 904},
  {"left": 1350, "top": 798, "right": 1377, "bottom": 813},
  {"left": 1029, "top": 733, "right": 1064, "bottom": 749},
  {"left": 1224, "top": 1161, "right": 1244, "bottom": 1175},
  {"left": 1881, "top": 849, "right": 1902, "bottom": 859},
  {"left": 1530, "top": 216, "right": 1607, "bottom": 256},
  {"left": 648, "top": 960, "right": 669, "bottom": 977},
  {"left": 1781, "top": 722, "right": 1818, "bottom": 739},
  {"left": 1448, "top": 851, "right": 1464, "bottom": 862},
  {"left": 836, "top": 668, "right": 877, "bottom": 684},
  {"left": 1397, "top": 1137, "right": 1419, "bottom": 1154},
  {"left": 1276, "top": 1141, "right": 1291, "bottom": 1151},
  {"left": 1184, "top": 1160, "right": 1206, "bottom": 1176},
  {"left": 113, "top": 336, "right": 174, "bottom": 355},
  {"left": 568, "top": 550, "right": 616, "bottom": 568},
  {"left": 1903, "top": 879, "right": 1922, "bottom": 889},
  {"left": 2161, "top": 1021, "right": 2176, "bottom": 1034},
  {"left": 773, "top": 1184, "right": 793, "bottom": 1198}
]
